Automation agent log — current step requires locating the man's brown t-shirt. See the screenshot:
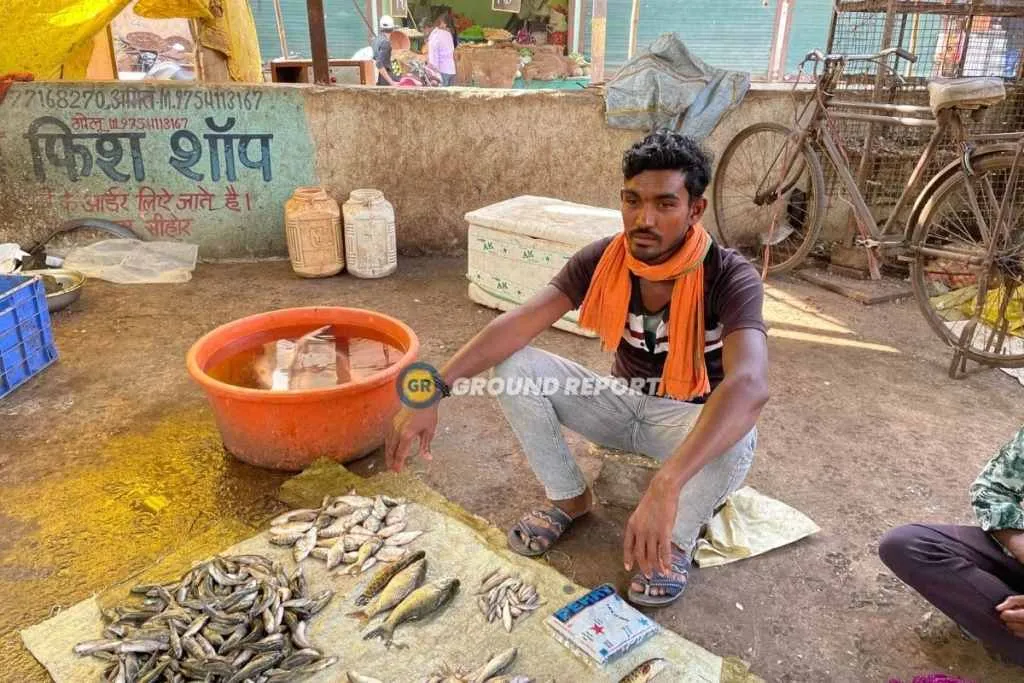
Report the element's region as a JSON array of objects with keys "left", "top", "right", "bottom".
[{"left": 549, "top": 235, "right": 766, "bottom": 402}]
